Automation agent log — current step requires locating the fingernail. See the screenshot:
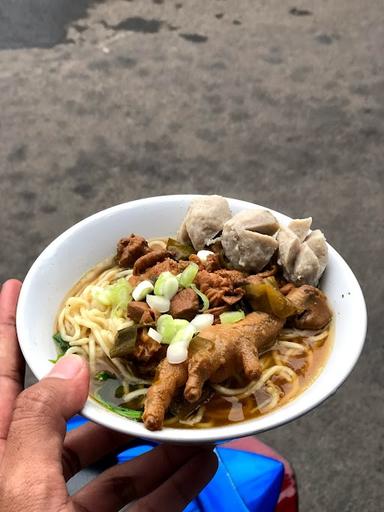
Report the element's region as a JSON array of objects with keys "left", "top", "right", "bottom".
[{"left": 47, "top": 354, "right": 85, "bottom": 380}]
